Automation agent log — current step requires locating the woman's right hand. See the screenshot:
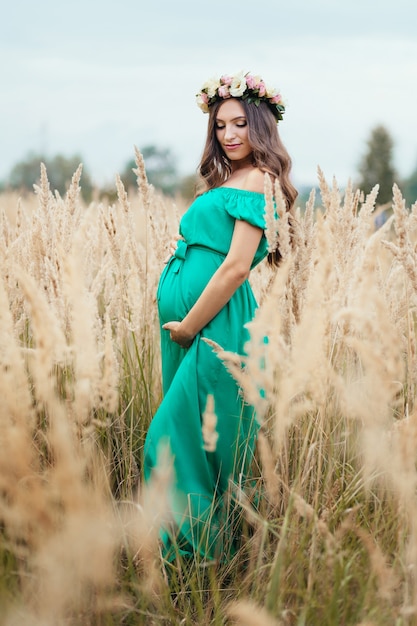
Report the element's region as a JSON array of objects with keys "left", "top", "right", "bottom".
[{"left": 164, "top": 234, "right": 184, "bottom": 263}]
